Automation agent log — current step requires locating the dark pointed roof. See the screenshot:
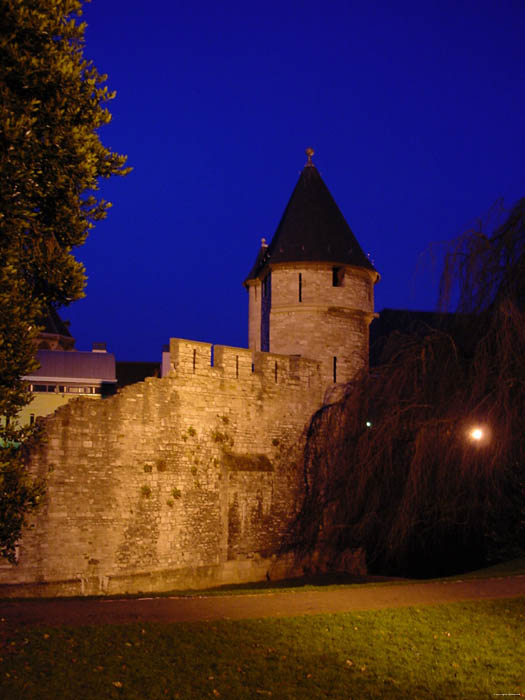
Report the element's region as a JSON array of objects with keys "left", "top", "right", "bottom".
[
  {"left": 35, "top": 306, "right": 75, "bottom": 350},
  {"left": 245, "top": 239, "right": 269, "bottom": 282},
  {"left": 246, "top": 153, "right": 376, "bottom": 282},
  {"left": 41, "top": 306, "right": 73, "bottom": 339}
]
